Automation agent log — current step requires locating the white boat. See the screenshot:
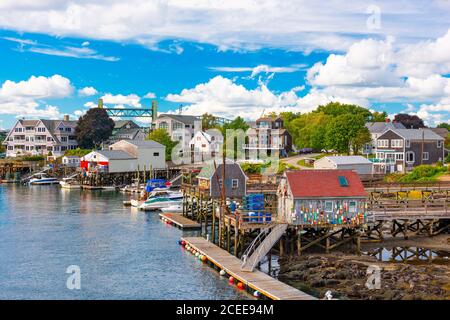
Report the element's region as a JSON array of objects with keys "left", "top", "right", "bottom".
[
  {"left": 160, "top": 203, "right": 183, "bottom": 213},
  {"left": 139, "top": 197, "right": 182, "bottom": 211},
  {"left": 59, "top": 176, "right": 81, "bottom": 189},
  {"left": 29, "top": 173, "right": 59, "bottom": 185}
]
